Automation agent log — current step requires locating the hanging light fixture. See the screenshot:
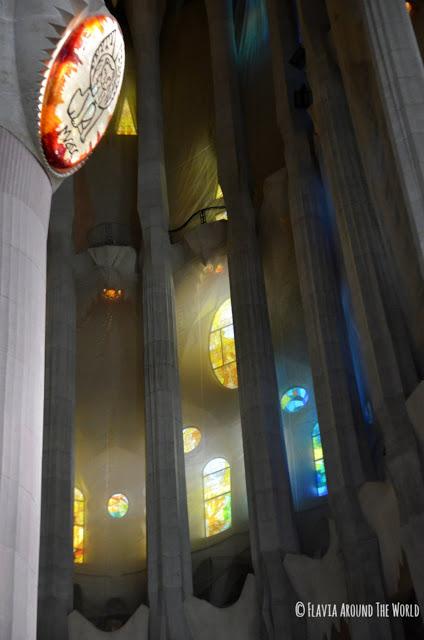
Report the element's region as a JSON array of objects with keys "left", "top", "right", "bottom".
[{"left": 102, "top": 288, "right": 124, "bottom": 302}]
